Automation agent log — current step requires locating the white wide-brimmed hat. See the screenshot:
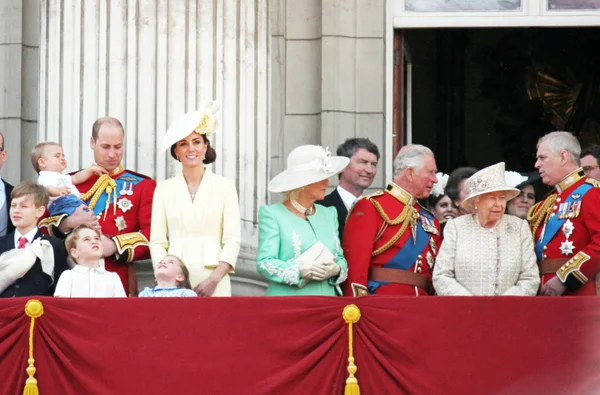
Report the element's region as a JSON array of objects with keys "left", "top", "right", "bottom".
[
  {"left": 161, "top": 101, "right": 219, "bottom": 152},
  {"left": 268, "top": 145, "right": 350, "bottom": 193},
  {"left": 461, "top": 162, "right": 520, "bottom": 211}
]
